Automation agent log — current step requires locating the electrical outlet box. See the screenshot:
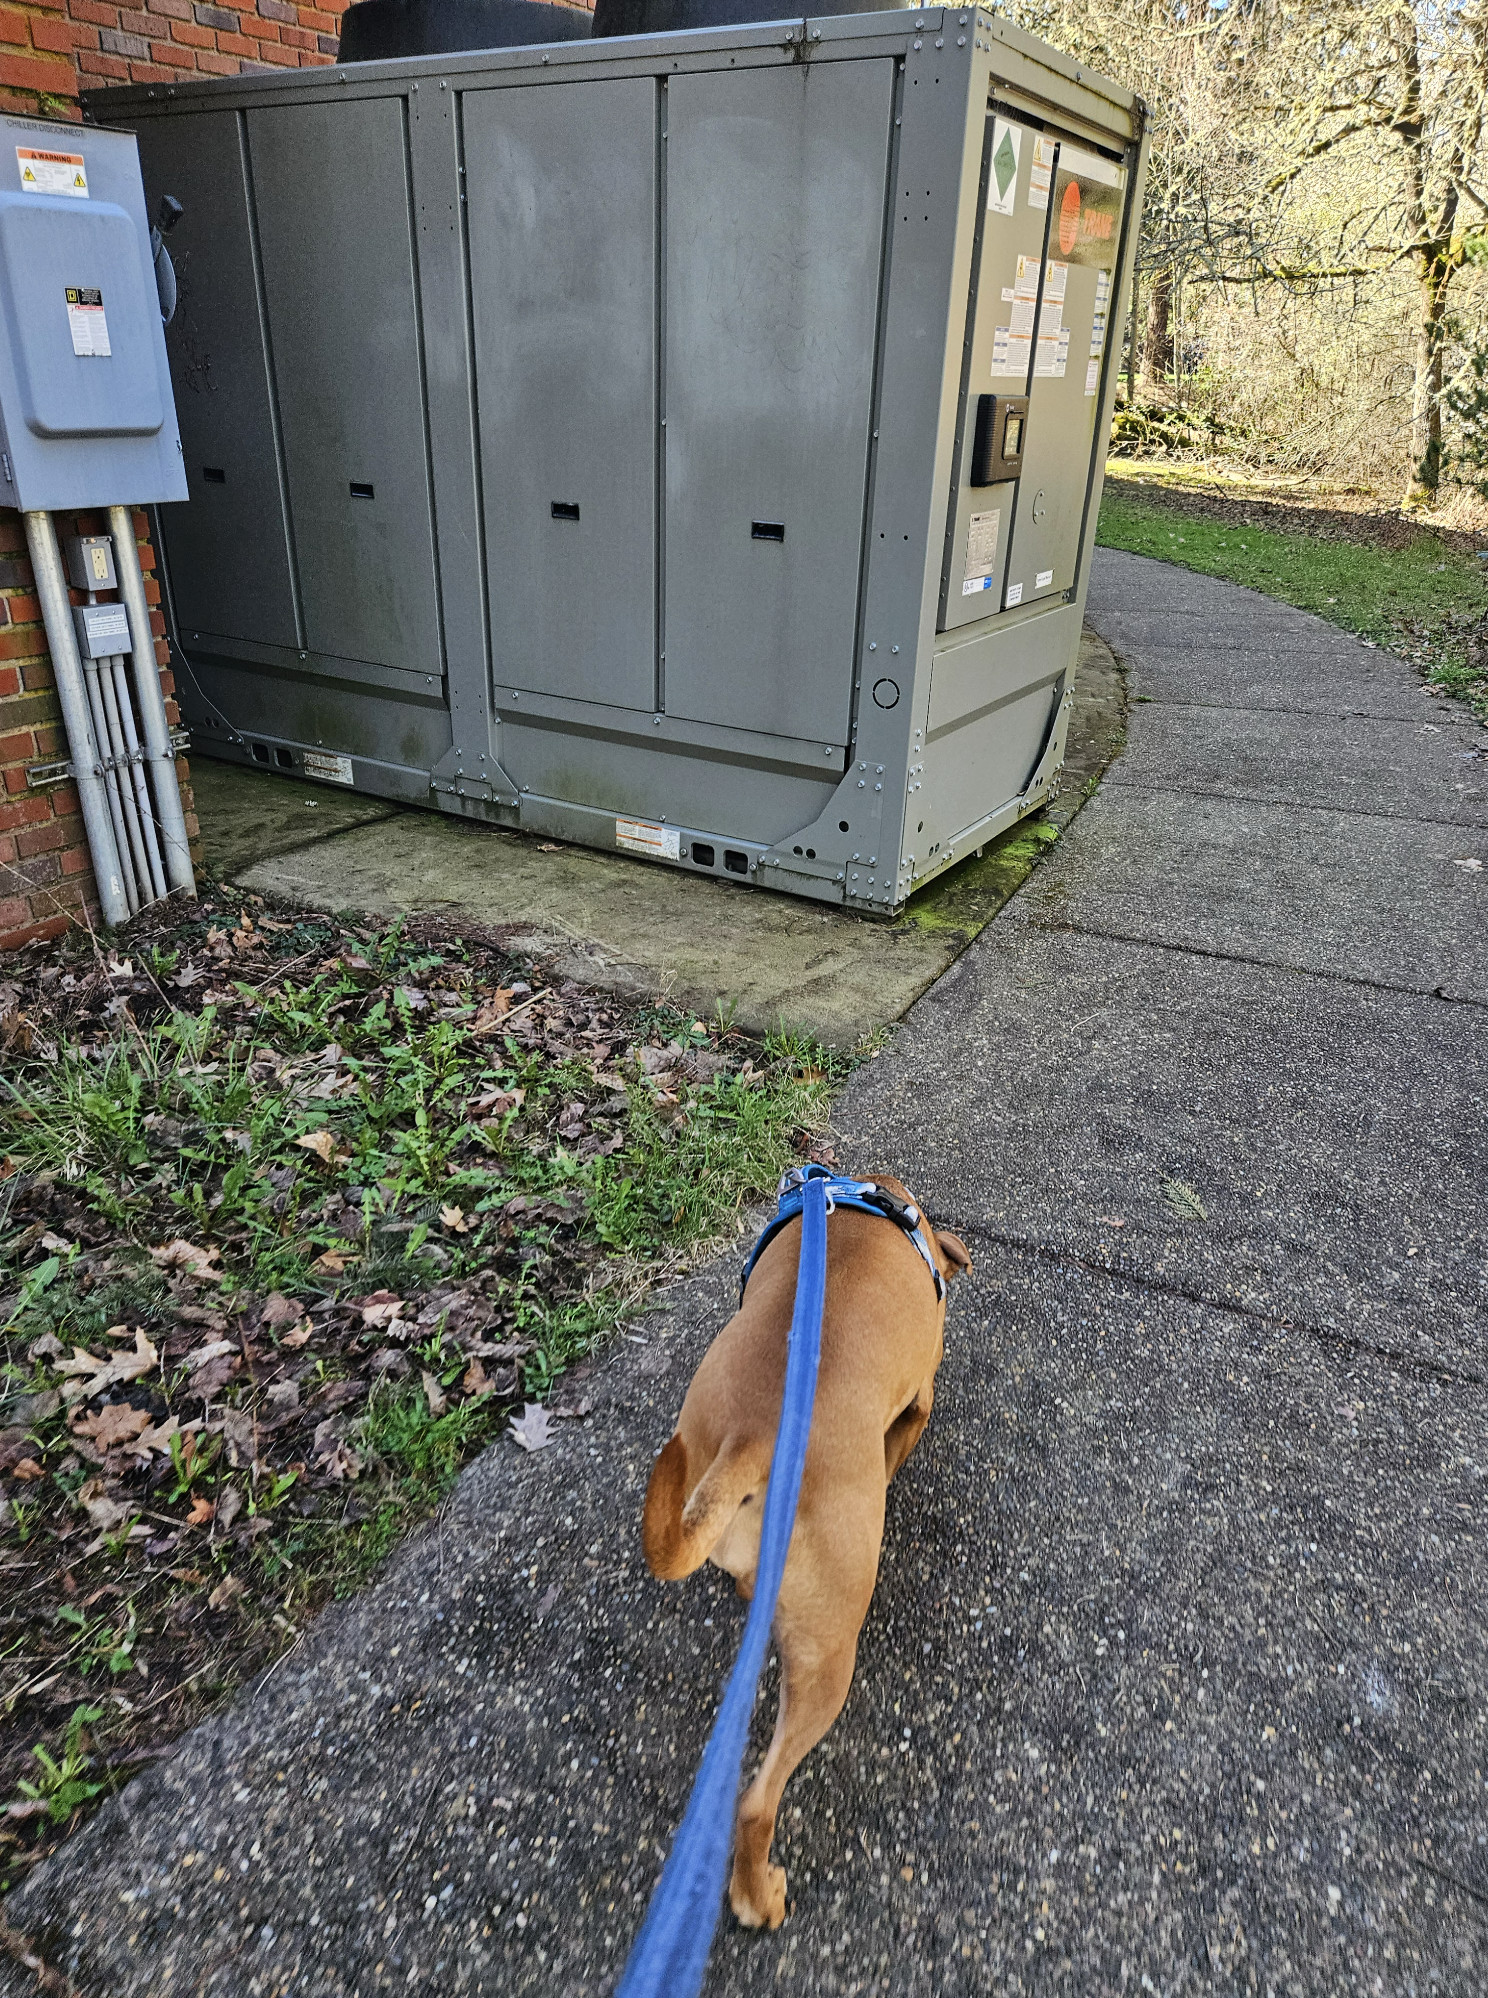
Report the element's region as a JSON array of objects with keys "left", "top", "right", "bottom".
[
  {"left": 66, "top": 532, "right": 118, "bottom": 591},
  {"left": 0, "top": 115, "right": 186, "bottom": 511}
]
